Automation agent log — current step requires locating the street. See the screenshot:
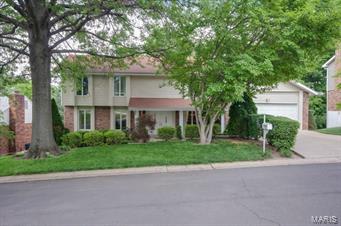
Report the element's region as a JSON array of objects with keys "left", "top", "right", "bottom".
[{"left": 1, "top": 163, "right": 341, "bottom": 226}]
